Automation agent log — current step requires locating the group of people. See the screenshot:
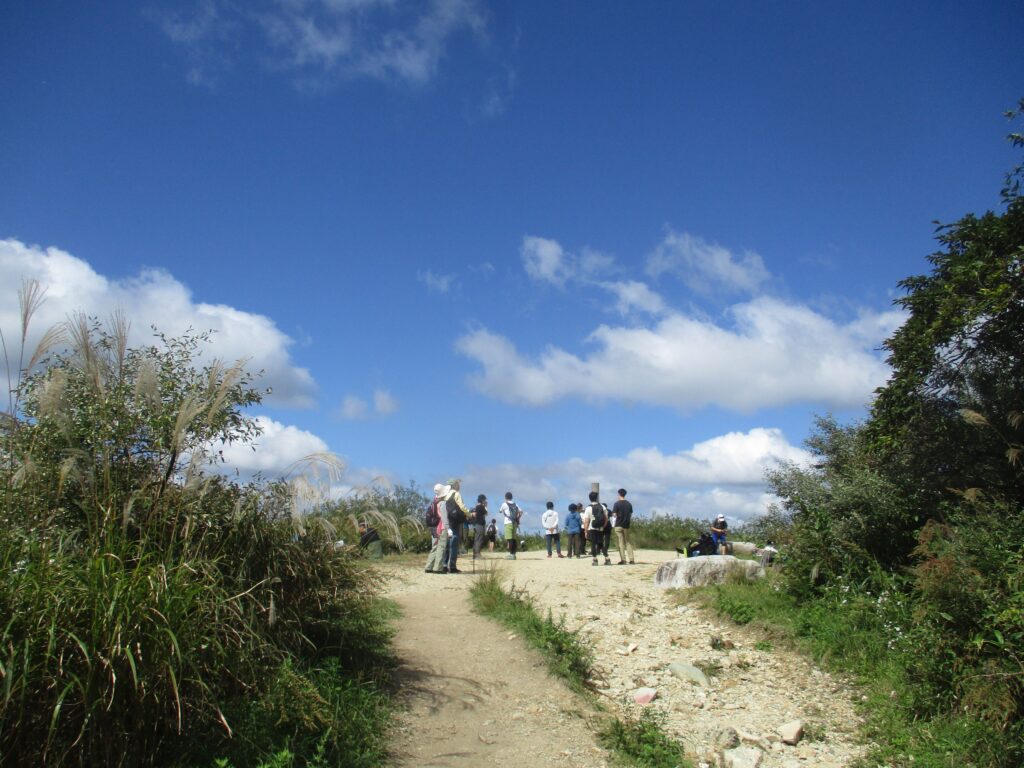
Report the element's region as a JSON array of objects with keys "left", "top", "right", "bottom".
[{"left": 423, "top": 482, "right": 640, "bottom": 574}]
